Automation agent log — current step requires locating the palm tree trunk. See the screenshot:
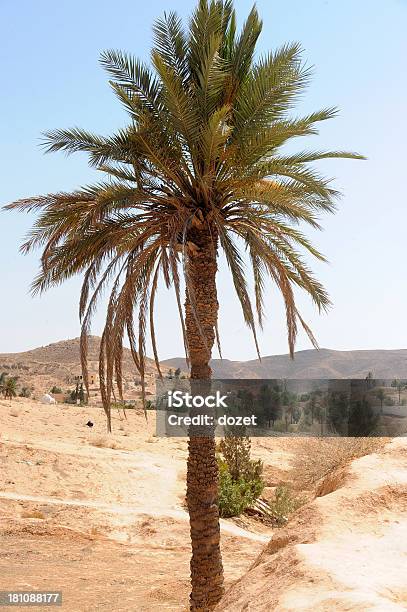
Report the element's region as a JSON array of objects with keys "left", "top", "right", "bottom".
[{"left": 184, "top": 225, "right": 224, "bottom": 611}]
